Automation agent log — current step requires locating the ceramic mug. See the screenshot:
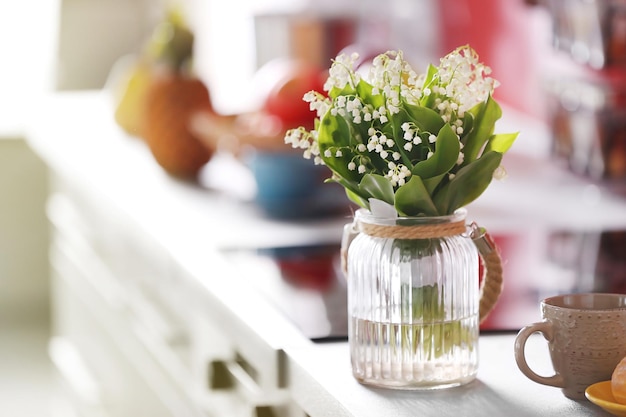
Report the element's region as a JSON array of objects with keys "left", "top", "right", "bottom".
[{"left": 514, "top": 293, "right": 626, "bottom": 400}]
